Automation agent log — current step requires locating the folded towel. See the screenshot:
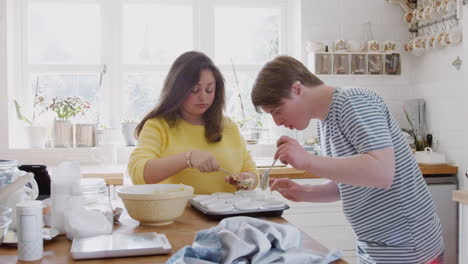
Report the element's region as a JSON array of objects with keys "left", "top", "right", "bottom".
[{"left": 166, "top": 216, "right": 342, "bottom": 264}]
